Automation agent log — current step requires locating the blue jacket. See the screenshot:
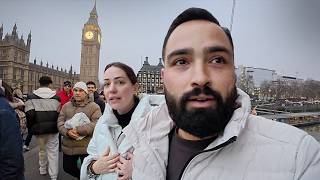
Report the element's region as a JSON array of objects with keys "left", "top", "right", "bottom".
[{"left": 0, "top": 89, "right": 24, "bottom": 180}]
